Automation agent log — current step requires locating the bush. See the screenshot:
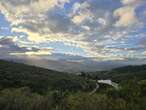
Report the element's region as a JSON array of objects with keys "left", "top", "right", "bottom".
[{"left": 0, "top": 87, "right": 53, "bottom": 110}]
